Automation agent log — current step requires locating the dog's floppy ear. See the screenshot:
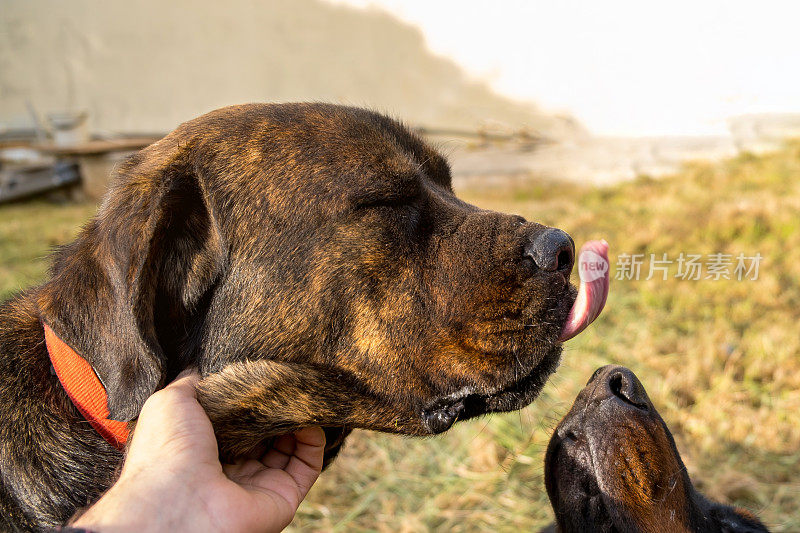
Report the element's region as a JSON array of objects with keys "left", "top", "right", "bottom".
[{"left": 39, "top": 138, "right": 226, "bottom": 421}]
